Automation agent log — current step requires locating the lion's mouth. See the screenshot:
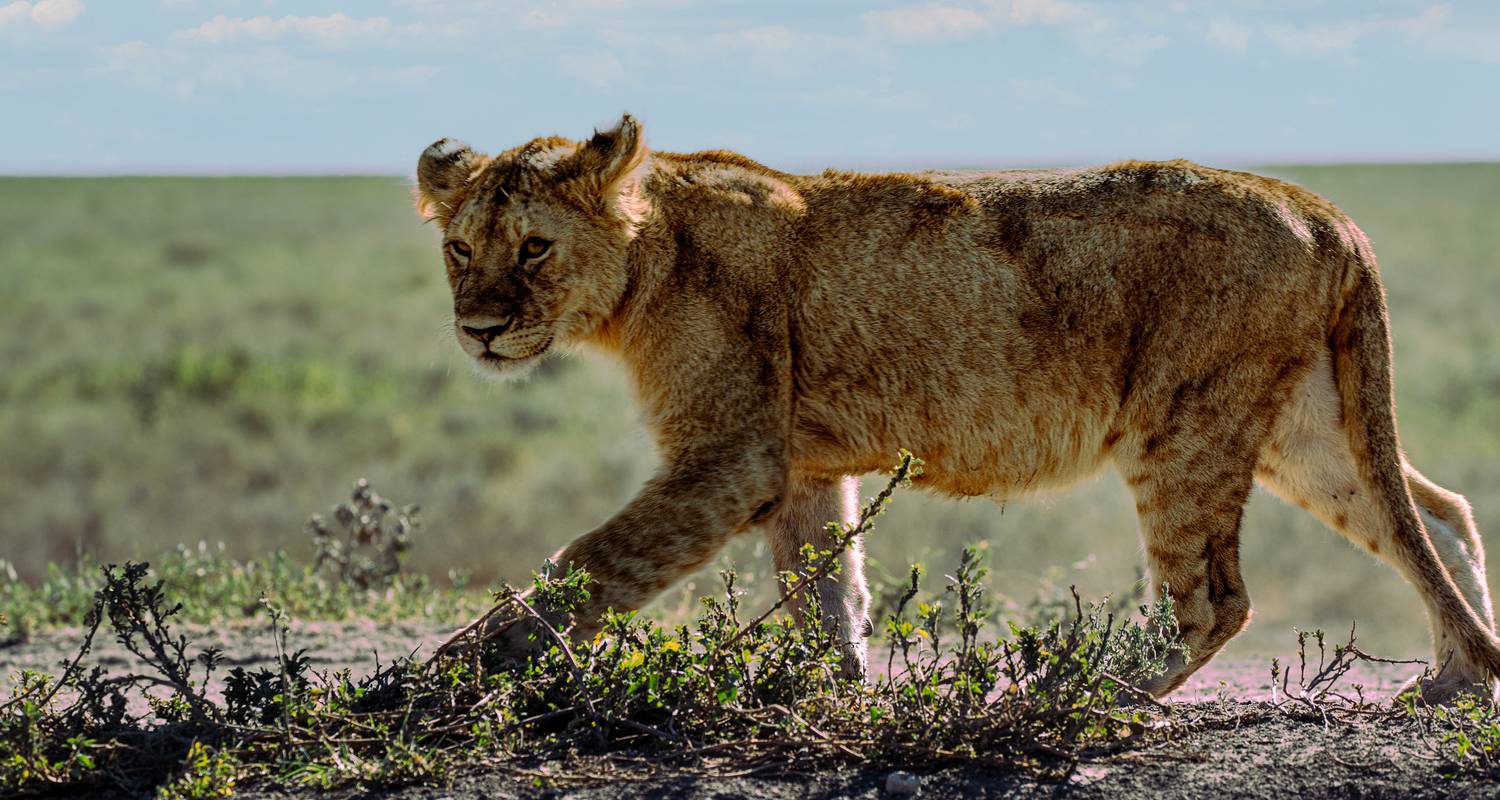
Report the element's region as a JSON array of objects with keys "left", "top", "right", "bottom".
[{"left": 477, "top": 333, "right": 554, "bottom": 365}]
